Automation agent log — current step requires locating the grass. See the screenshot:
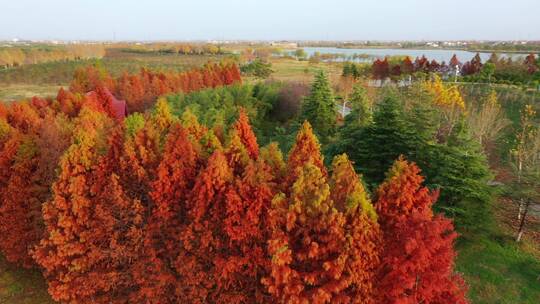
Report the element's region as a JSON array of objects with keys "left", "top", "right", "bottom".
[
  {"left": 456, "top": 208, "right": 540, "bottom": 304},
  {"left": 0, "top": 256, "right": 54, "bottom": 304},
  {"left": 267, "top": 57, "right": 342, "bottom": 82},
  {"left": 0, "top": 84, "right": 64, "bottom": 101}
]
